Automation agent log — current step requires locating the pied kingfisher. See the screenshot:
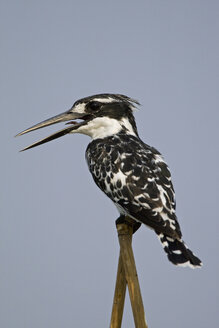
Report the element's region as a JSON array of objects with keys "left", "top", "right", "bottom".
[{"left": 17, "top": 93, "right": 202, "bottom": 268}]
